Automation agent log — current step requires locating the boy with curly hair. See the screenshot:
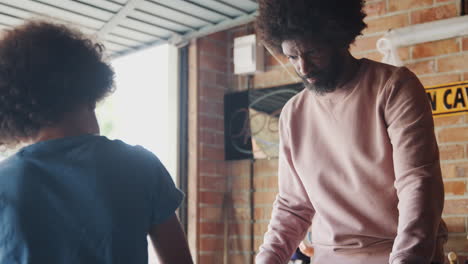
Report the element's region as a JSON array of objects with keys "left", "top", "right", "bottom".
[
  {"left": 255, "top": 1, "right": 447, "bottom": 263},
  {"left": 0, "top": 21, "right": 192, "bottom": 264}
]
